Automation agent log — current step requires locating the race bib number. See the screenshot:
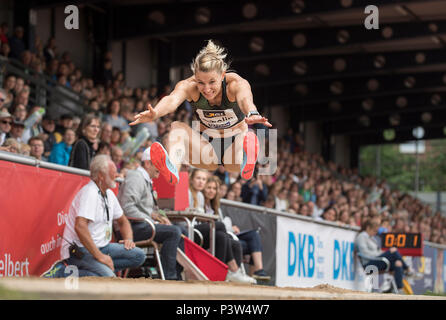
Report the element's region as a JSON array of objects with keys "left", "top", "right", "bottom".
[{"left": 196, "top": 109, "right": 239, "bottom": 129}]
